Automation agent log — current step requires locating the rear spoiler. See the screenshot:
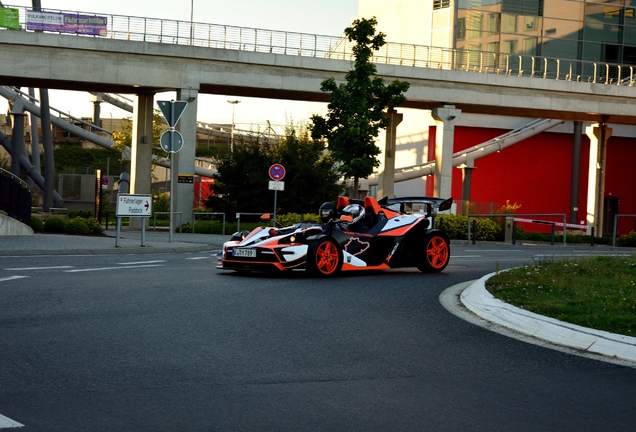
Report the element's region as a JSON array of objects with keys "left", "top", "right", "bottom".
[{"left": 377, "top": 196, "right": 453, "bottom": 216}]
